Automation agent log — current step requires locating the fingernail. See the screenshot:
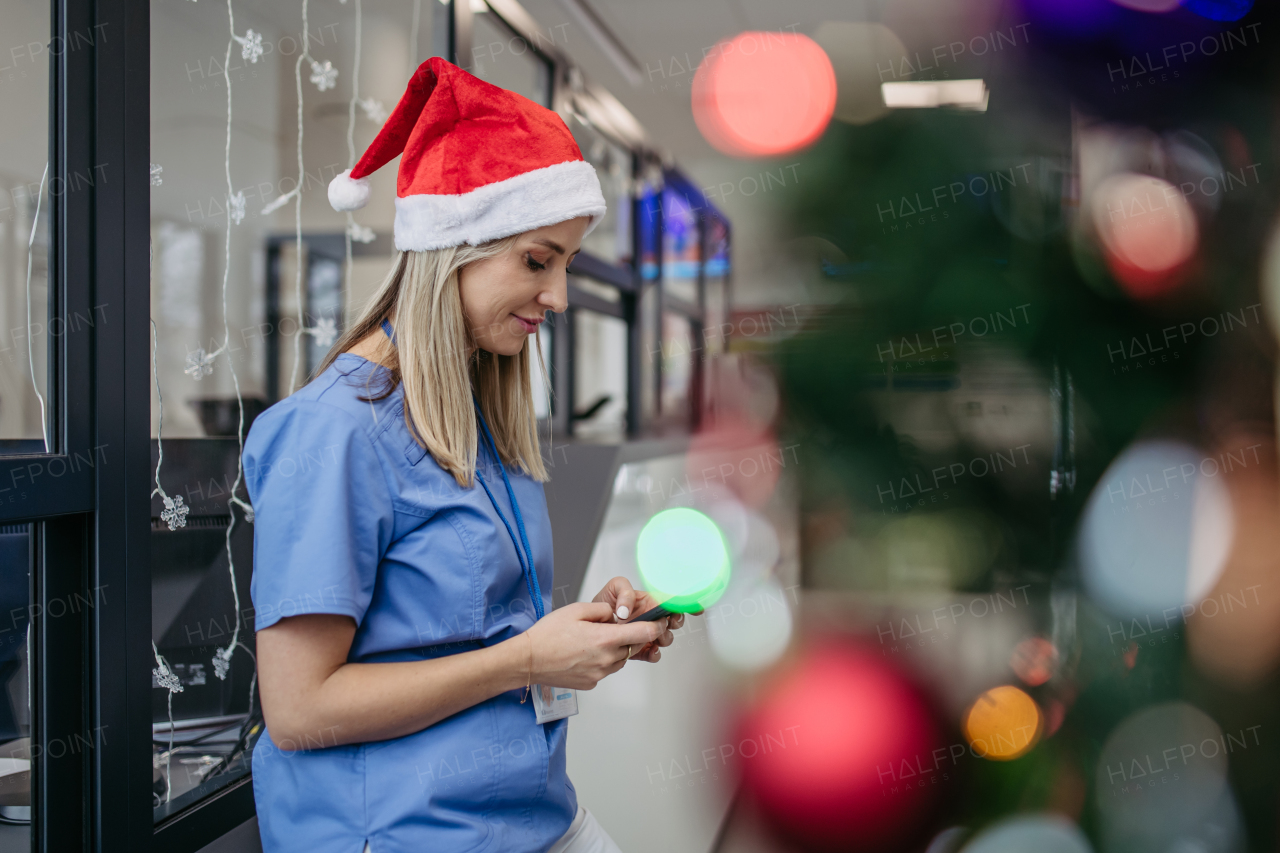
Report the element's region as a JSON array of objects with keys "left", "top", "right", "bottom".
[
  {"left": 653, "top": 650, "right": 661, "bottom": 660},
  {"left": 616, "top": 605, "right": 629, "bottom": 620}
]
